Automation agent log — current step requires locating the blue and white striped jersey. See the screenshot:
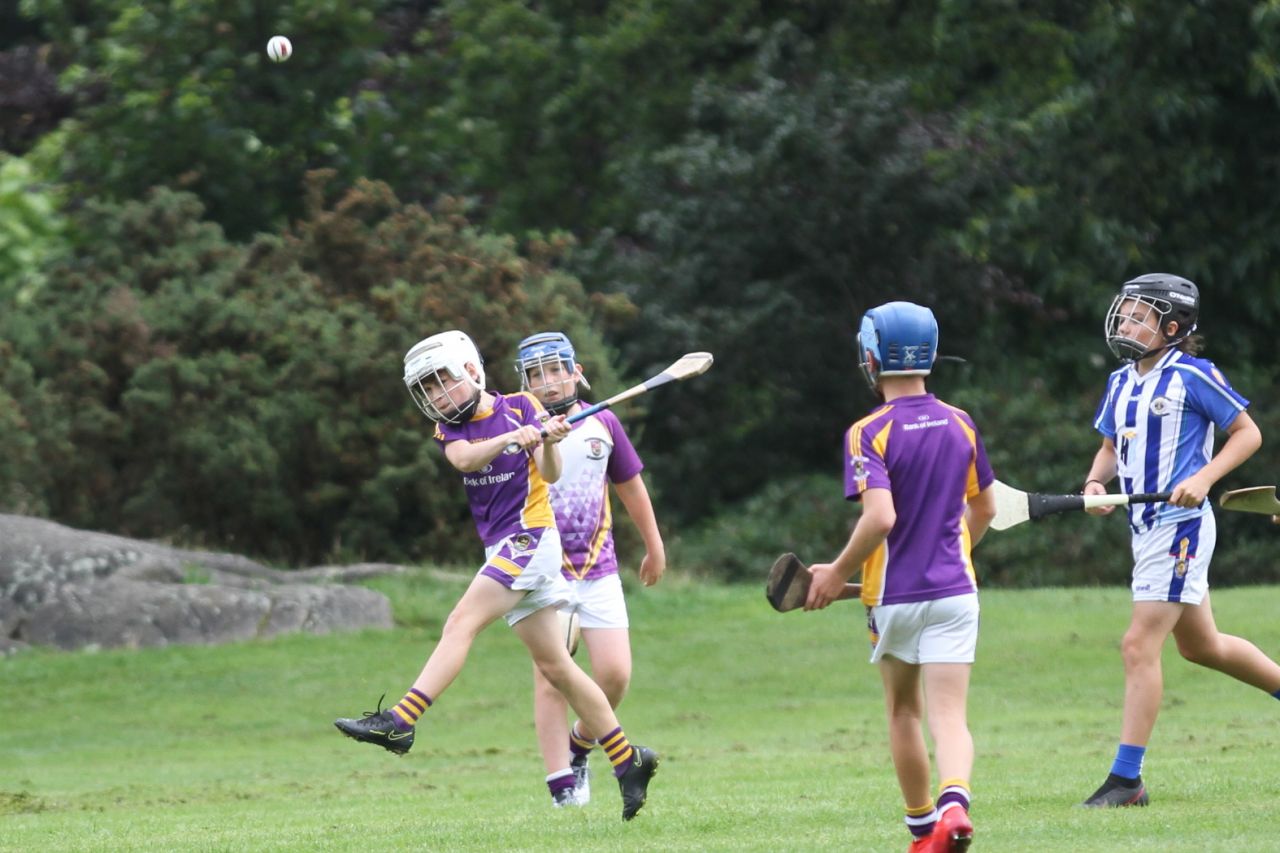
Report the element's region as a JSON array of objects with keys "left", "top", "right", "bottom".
[{"left": 1092, "top": 349, "right": 1248, "bottom": 531}]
